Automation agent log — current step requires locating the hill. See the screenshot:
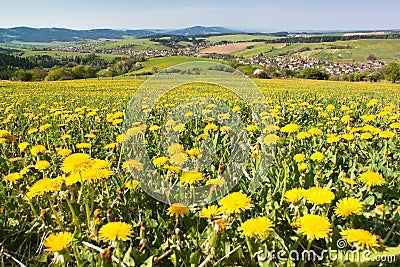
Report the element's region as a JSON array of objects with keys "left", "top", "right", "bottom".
[
  {"left": 0, "top": 26, "right": 241, "bottom": 43},
  {"left": 166, "top": 26, "right": 240, "bottom": 36}
]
